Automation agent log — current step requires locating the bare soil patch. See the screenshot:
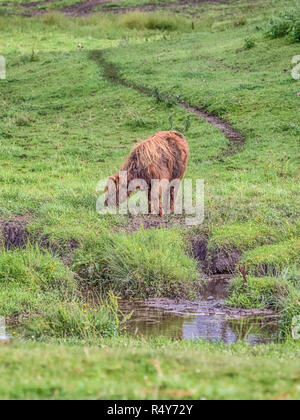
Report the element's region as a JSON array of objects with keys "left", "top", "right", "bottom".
[
  {"left": 1, "top": 0, "right": 226, "bottom": 17},
  {"left": 21, "top": 0, "right": 54, "bottom": 7},
  {"left": 0, "top": 214, "right": 78, "bottom": 264},
  {"left": 61, "top": 0, "right": 113, "bottom": 16},
  {"left": 0, "top": 214, "right": 31, "bottom": 250},
  {"left": 114, "top": 214, "right": 188, "bottom": 232},
  {"left": 99, "top": 0, "right": 224, "bottom": 16},
  {"left": 192, "top": 237, "right": 241, "bottom": 275}
]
